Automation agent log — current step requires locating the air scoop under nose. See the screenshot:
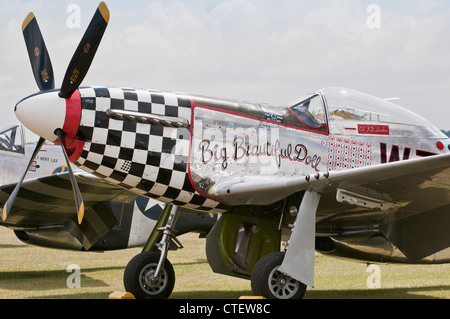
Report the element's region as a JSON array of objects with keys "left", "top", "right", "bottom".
[{"left": 15, "top": 89, "right": 81, "bottom": 143}]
